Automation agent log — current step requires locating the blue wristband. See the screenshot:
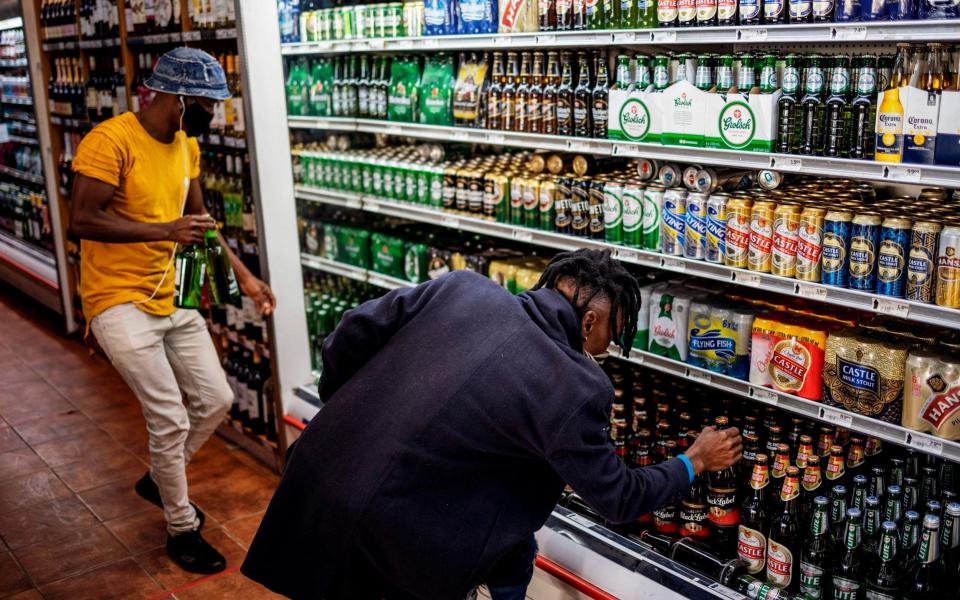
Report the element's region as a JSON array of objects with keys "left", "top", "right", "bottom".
[{"left": 678, "top": 454, "right": 695, "bottom": 484}]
